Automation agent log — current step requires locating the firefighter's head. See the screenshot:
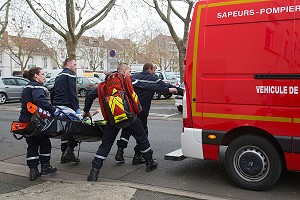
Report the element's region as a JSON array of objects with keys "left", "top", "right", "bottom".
[
  {"left": 23, "top": 67, "right": 46, "bottom": 84},
  {"left": 117, "top": 62, "right": 131, "bottom": 76},
  {"left": 143, "top": 63, "right": 156, "bottom": 75},
  {"left": 64, "top": 58, "right": 77, "bottom": 73}
]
